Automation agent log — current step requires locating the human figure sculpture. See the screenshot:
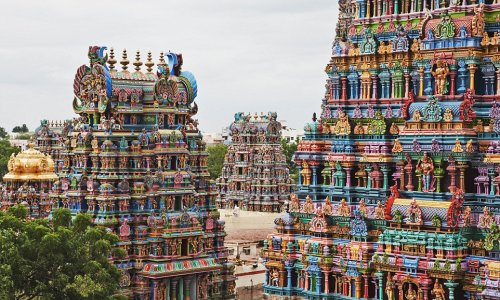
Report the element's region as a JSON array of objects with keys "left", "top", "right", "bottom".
[
  {"left": 431, "top": 280, "right": 446, "bottom": 300},
  {"left": 392, "top": 139, "right": 403, "bottom": 153},
  {"left": 385, "top": 273, "right": 395, "bottom": 300},
  {"left": 417, "top": 152, "right": 435, "bottom": 192},
  {"left": 452, "top": 138, "right": 464, "bottom": 153},
  {"left": 443, "top": 107, "right": 453, "bottom": 122},
  {"left": 479, "top": 206, "right": 494, "bottom": 228},
  {"left": 406, "top": 199, "right": 423, "bottom": 225},
  {"left": 375, "top": 200, "right": 385, "bottom": 219},
  {"left": 303, "top": 195, "right": 315, "bottom": 214},
  {"left": 271, "top": 269, "right": 280, "bottom": 286},
  {"left": 463, "top": 206, "right": 472, "bottom": 226},
  {"left": 406, "top": 284, "right": 417, "bottom": 300},
  {"left": 466, "top": 139, "right": 474, "bottom": 152},
  {"left": 432, "top": 60, "right": 450, "bottom": 95},
  {"left": 338, "top": 198, "right": 351, "bottom": 217},
  {"left": 323, "top": 197, "right": 333, "bottom": 215},
  {"left": 301, "top": 160, "right": 312, "bottom": 186}
]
